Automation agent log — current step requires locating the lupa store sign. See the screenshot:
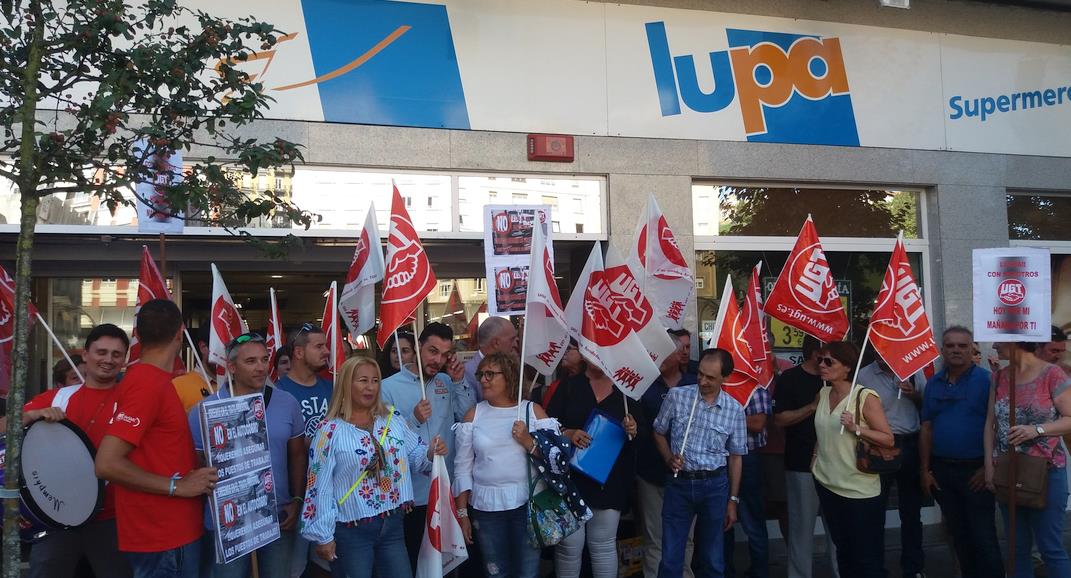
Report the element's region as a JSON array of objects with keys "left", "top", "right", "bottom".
[{"left": 190, "top": 0, "right": 1071, "bottom": 157}]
